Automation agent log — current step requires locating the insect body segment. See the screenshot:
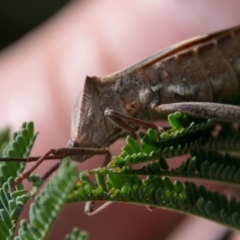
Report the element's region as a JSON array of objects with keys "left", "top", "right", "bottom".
[
  {"left": 68, "top": 26, "right": 240, "bottom": 163},
  {"left": 139, "top": 26, "right": 240, "bottom": 104}
]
